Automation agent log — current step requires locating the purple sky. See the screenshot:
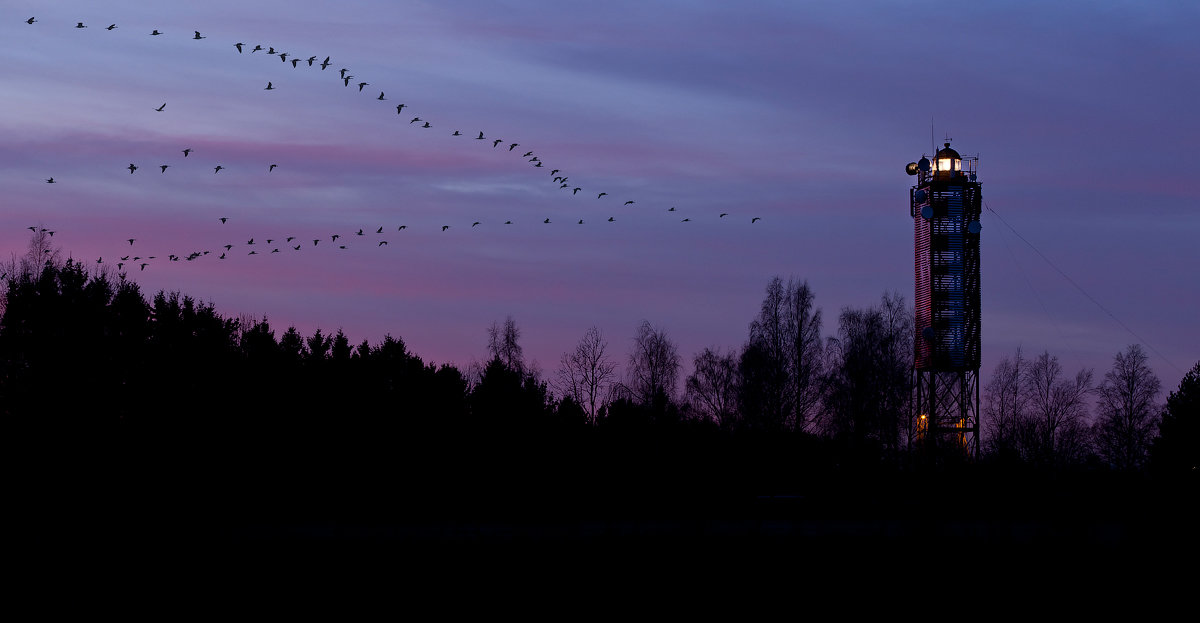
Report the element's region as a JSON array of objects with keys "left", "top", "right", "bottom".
[{"left": 2, "top": 1, "right": 1196, "bottom": 396}]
